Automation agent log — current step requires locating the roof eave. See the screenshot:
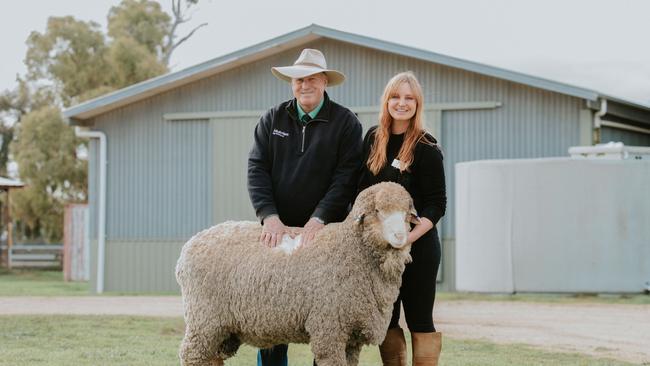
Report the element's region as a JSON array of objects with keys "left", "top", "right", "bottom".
[{"left": 63, "top": 25, "right": 322, "bottom": 122}]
